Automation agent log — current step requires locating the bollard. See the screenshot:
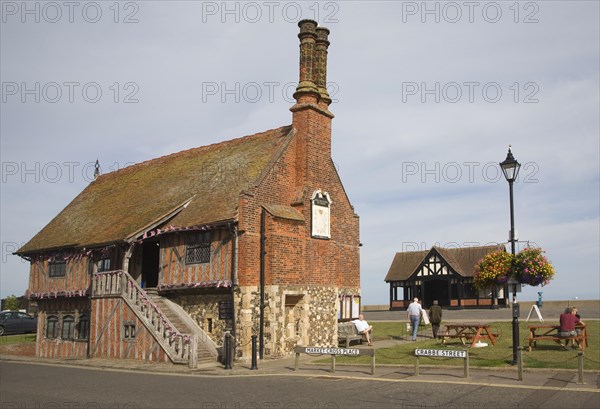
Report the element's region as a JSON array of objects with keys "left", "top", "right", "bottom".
[
  {"left": 517, "top": 346, "right": 523, "bottom": 381},
  {"left": 251, "top": 335, "right": 258, "bottom": 370},
  {"left": 224, "top": 332, "right": 232, "bottom": 370},
  {"left": 464, "top": 349, "right": 469, "bottom": 378},
  {"left": 414, "top": 355, "right": 419, "bottom": 376},
  {"left": 577, "top": 351, "right": 584, "bottom": 384}
]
